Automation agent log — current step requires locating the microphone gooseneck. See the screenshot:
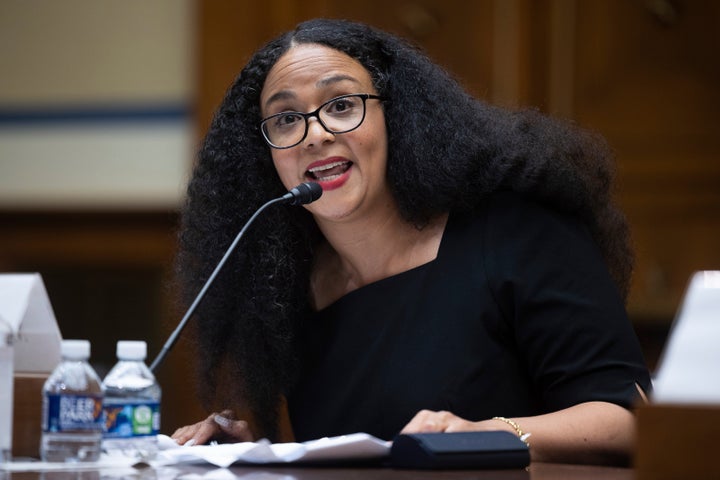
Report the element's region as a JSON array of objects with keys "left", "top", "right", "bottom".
[{"left": 149, "top": 181, "right": 322, "bottom": 373}]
